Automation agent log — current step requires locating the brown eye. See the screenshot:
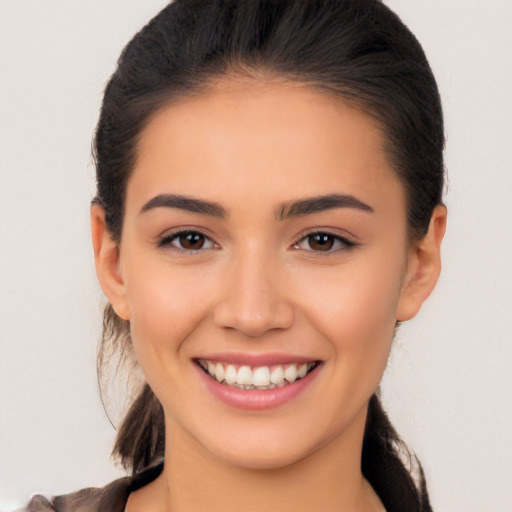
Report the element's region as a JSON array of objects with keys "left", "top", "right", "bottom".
[
  {"left": 292, "top": 231, "right": 356, "bottom": 253},
  {"left": 159, "top": 230, "right": 216, "bottom": 252},
  {"left": 308, "top": 233, "right": 335, "bottom": 251},
  {"left": 178, "top": 232, "right": 206, "bottom": 250}
]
